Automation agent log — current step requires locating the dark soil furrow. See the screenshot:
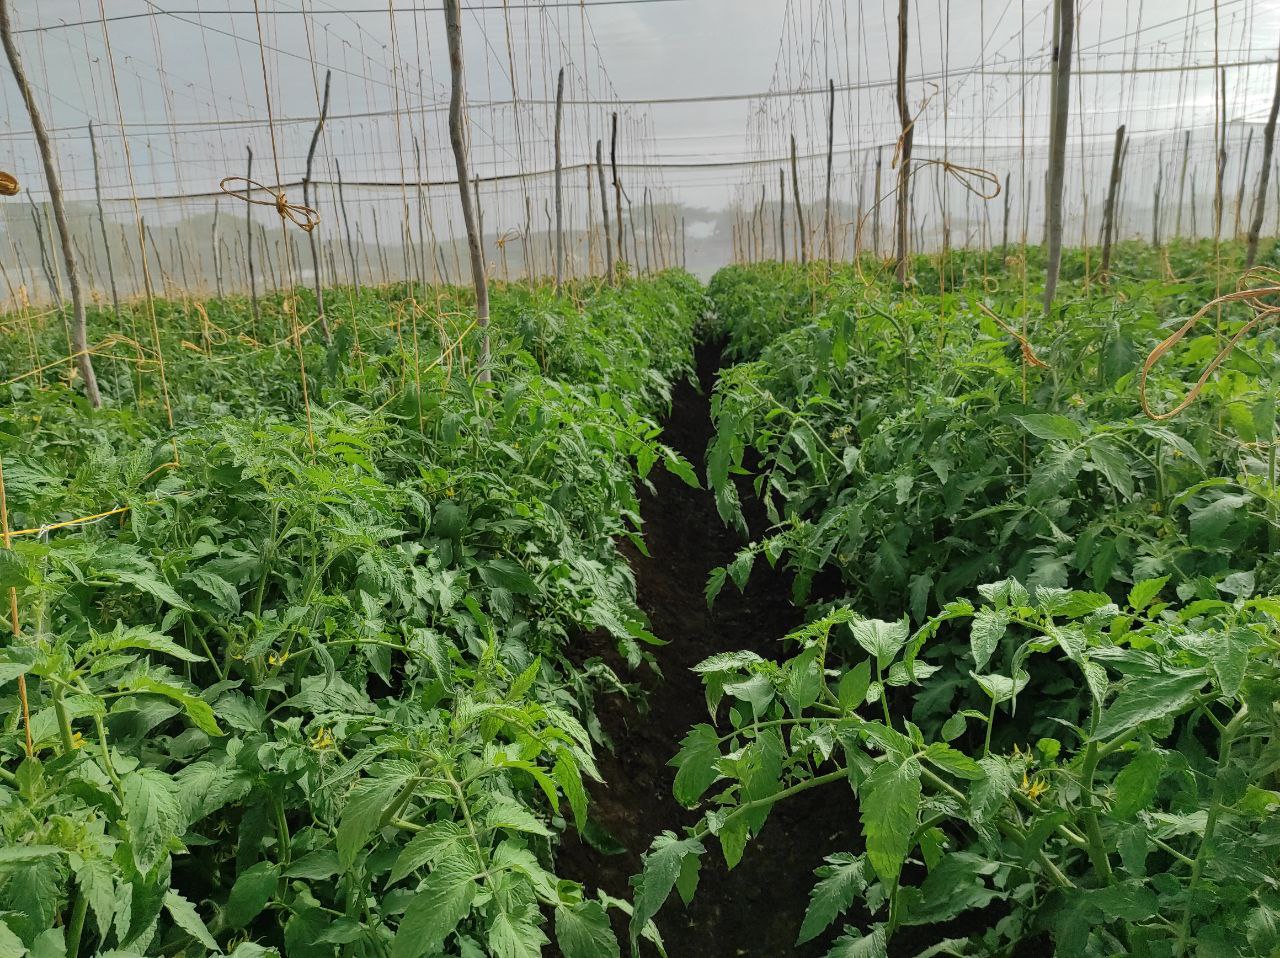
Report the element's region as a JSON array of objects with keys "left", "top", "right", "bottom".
[{"left": 558, "top": 340, "right": 856, "bottom": 957}]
